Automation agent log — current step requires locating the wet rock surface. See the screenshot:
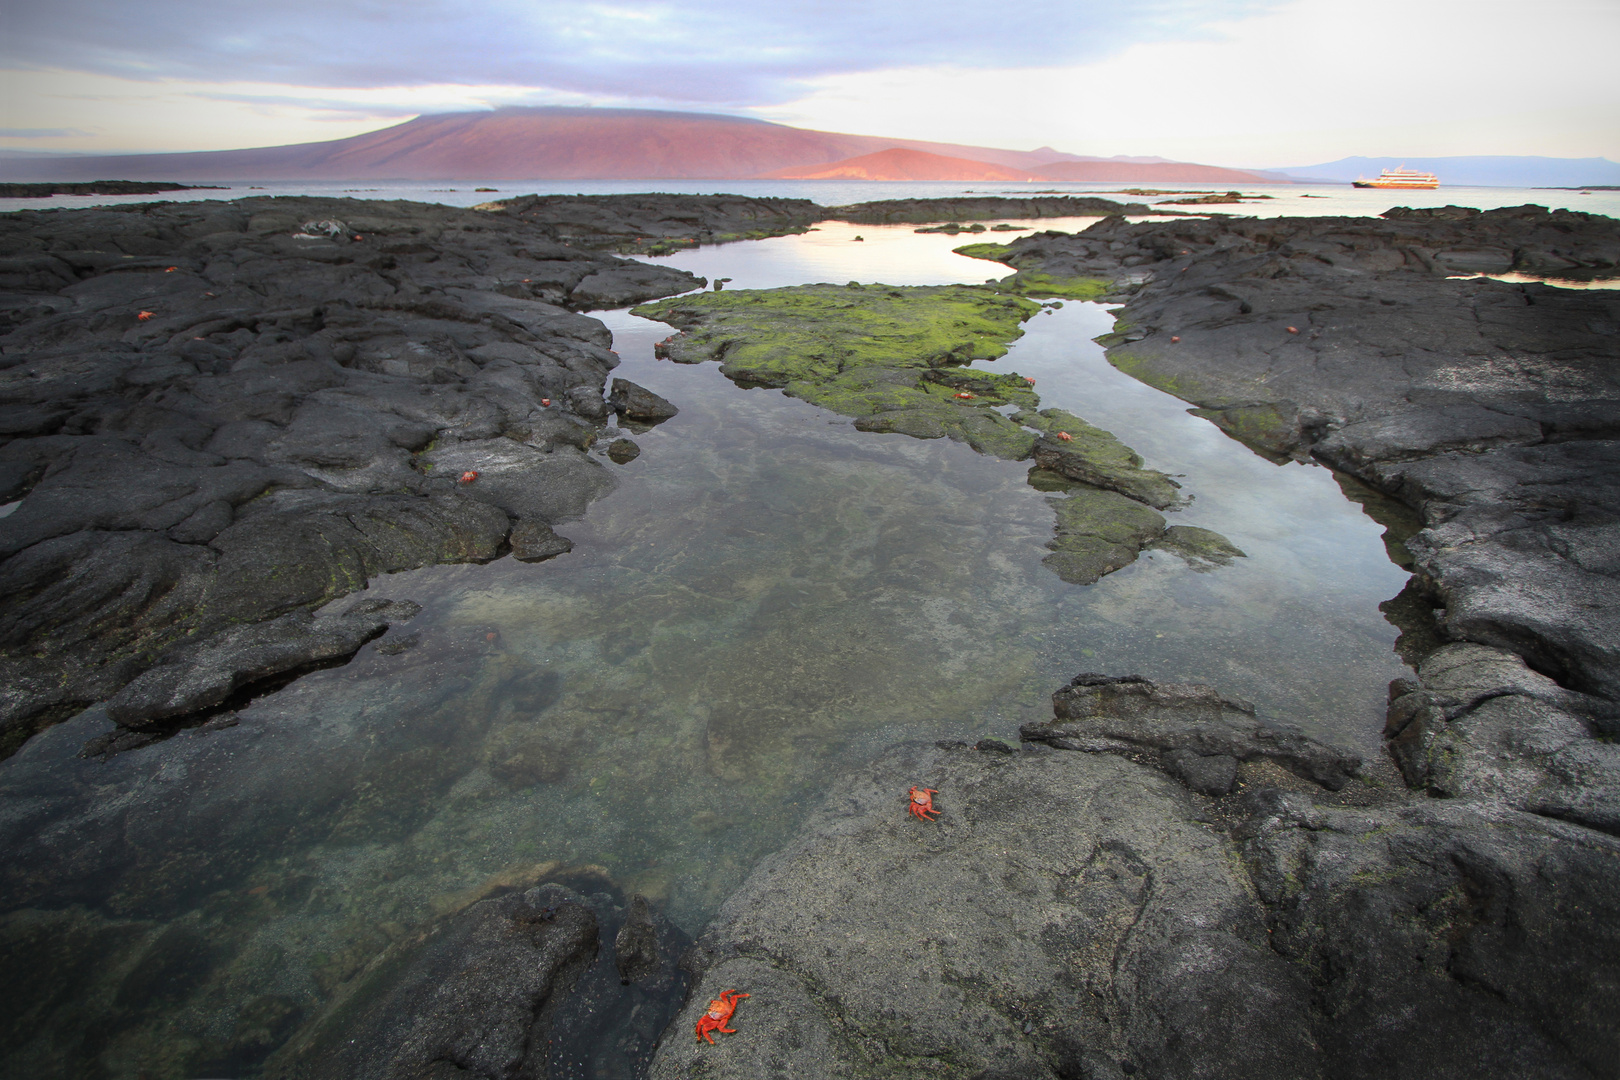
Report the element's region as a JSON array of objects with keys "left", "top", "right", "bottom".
[
  {"left": 0, "top": 195, "right": 702, "bottom": 750},
  {"left": 989, "top": 206, "right": 1620, "bottom": 705},
  {"left": 650, "top": 674, "right": 1620, "bottom": 1080},
  {"left": 477, "top": 192, "right": 822, "bottom": 255},
  {"left": 828, "top": 195, "right": 1157, "bottom": 225},
  {"left": 264, "top": 877, "right": 693, "bottom": 1080},
  {"left": 639, "top": 205, "right": 1620, "bottom": 1080}
]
